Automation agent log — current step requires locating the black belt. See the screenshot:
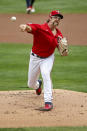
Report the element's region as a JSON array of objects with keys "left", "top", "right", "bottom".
[{"left": 31, "top": 52, "right": 46, "bottom": 59}]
